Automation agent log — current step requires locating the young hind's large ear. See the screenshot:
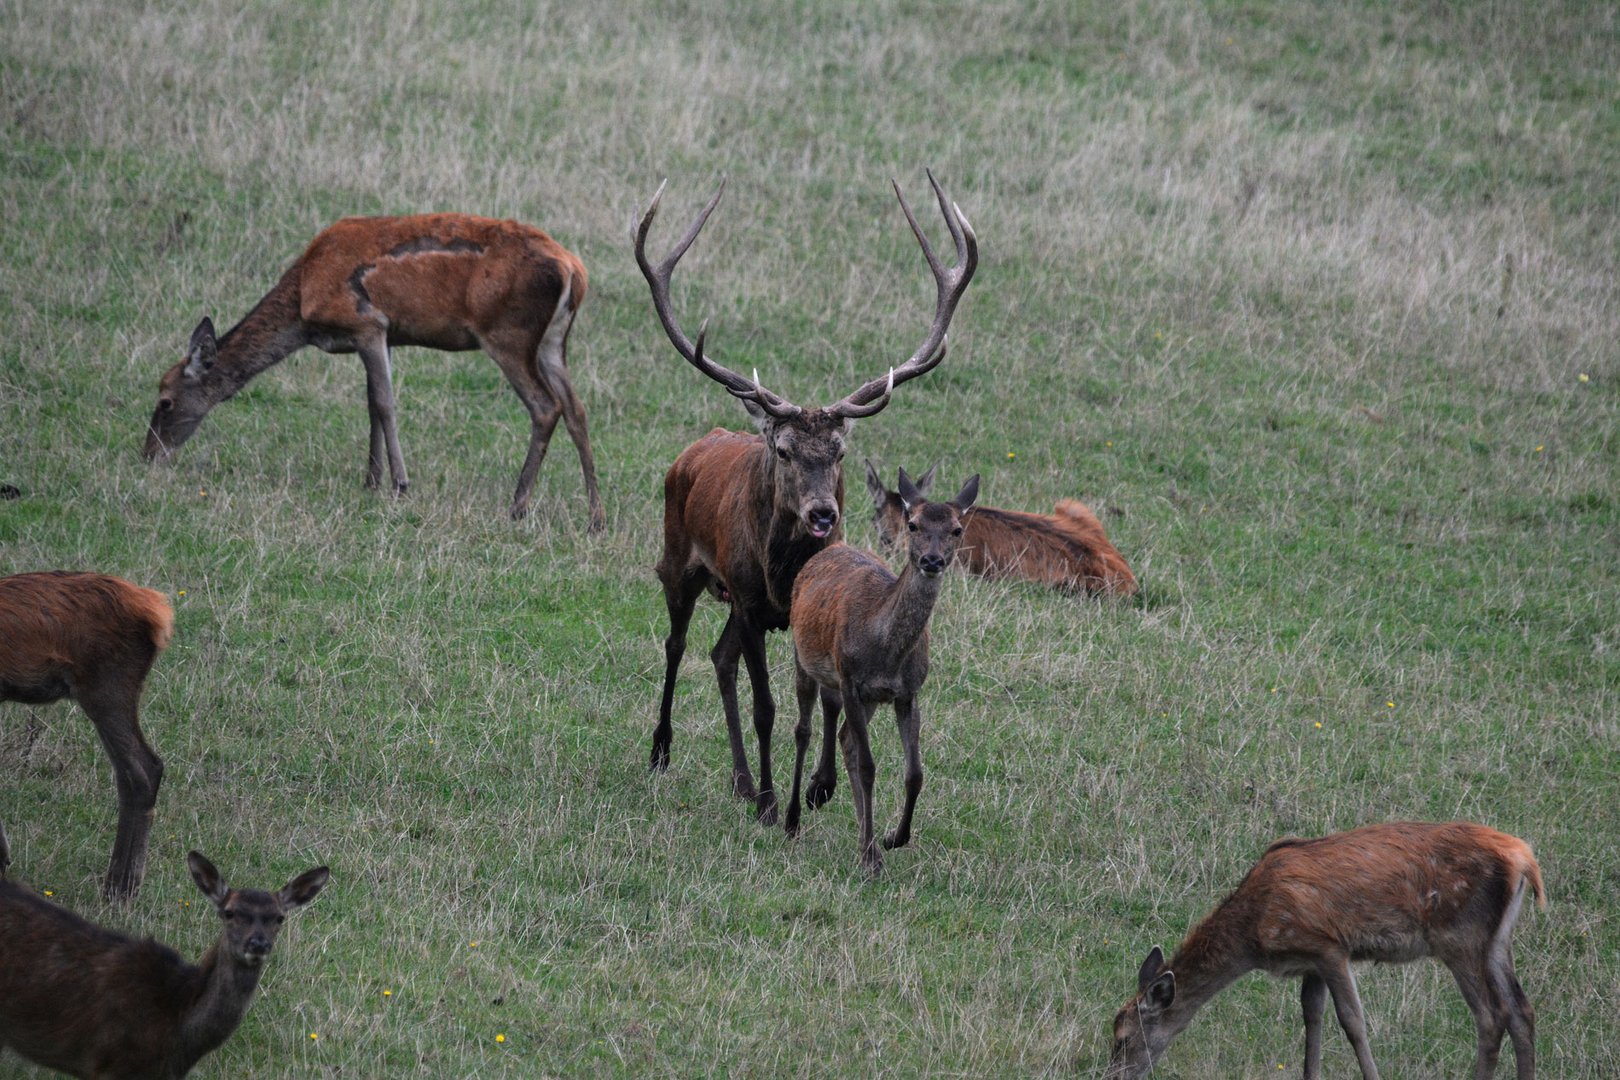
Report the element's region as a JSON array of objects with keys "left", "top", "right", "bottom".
[
  {"left": 279, "top": 865, "right": 331, "bottom": 910},
  {"left": 184, "top": 317, "right": 218, "bottom": 378},
  {"left": 863, "top": 459, "right": 887, "bottom": 508},
  {"left": 951, "top": 473, "right": 980, "bottom": 513},
  {"left": 897, "top": 466, "right": 923, "bottom": 511},
  {"left": 188, "top": 851, "right": 229, "bottom": 906}
]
